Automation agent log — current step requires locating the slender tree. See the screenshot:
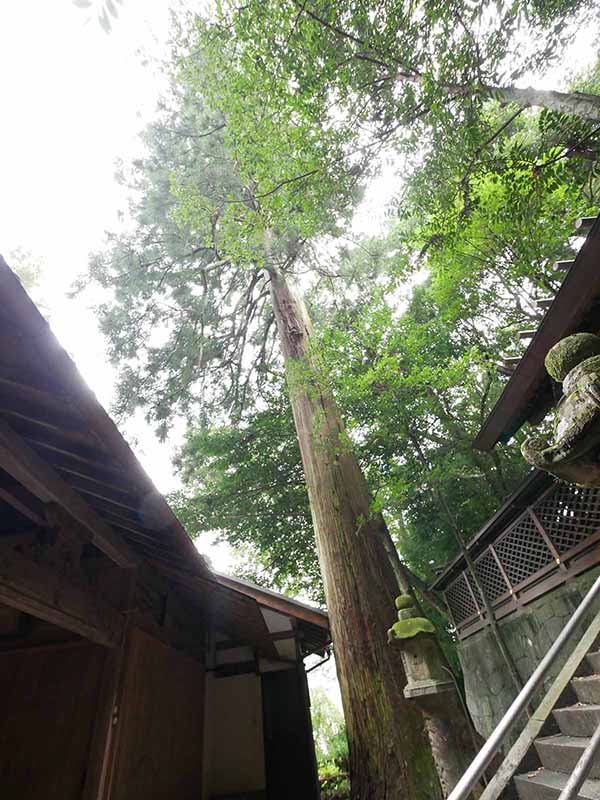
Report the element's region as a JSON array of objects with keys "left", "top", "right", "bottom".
[
  {"left": 85, "top": 61, "right": 446, "bottom": 795},
  {"left": 84, "top": 9, "right": 599, "bottom": 795}
]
